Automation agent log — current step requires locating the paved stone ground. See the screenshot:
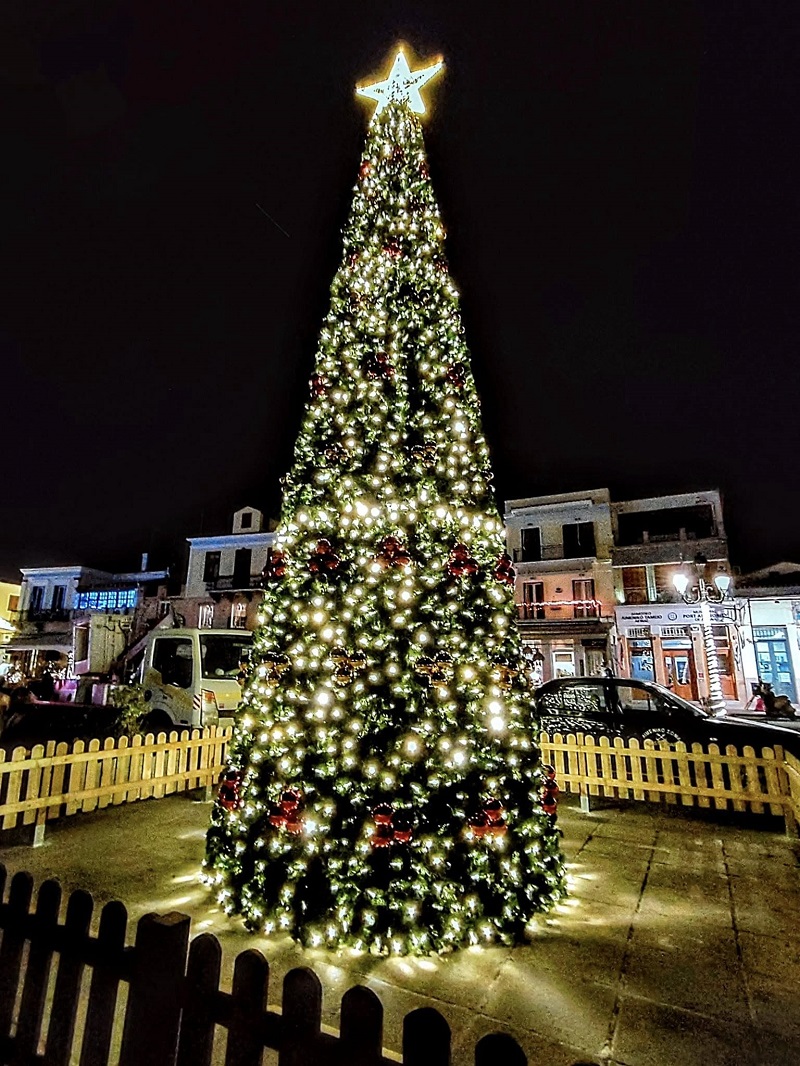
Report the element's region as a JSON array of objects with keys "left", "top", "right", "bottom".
[{"left": 1, "top": 794, "right": 799, "bottom": 1065}]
